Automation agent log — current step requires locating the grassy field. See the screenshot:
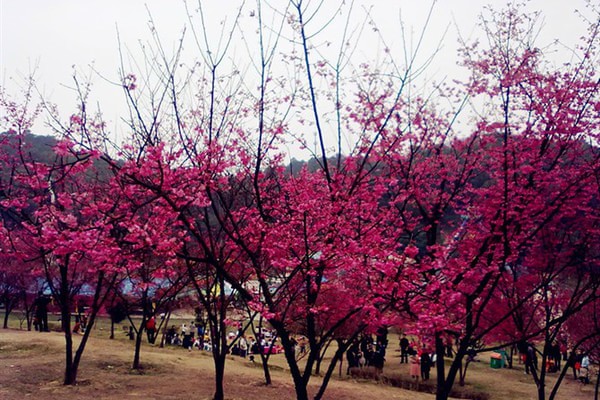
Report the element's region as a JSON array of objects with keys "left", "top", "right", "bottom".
[{"left": 0, "top": 311, "right": 597, "bottom": 400}]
